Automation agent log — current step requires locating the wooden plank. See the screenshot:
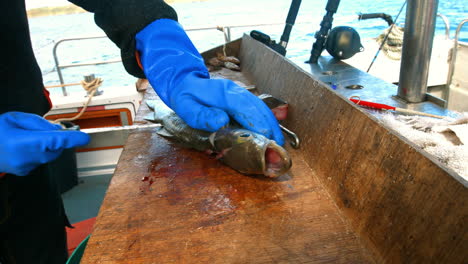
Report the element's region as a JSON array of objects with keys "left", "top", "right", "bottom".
[
  {"left": 81, "top": 88, "right": 374, "bottom": 263},
  {"left": 239, "top": 35, "right": 468, "bottom": 263}
]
